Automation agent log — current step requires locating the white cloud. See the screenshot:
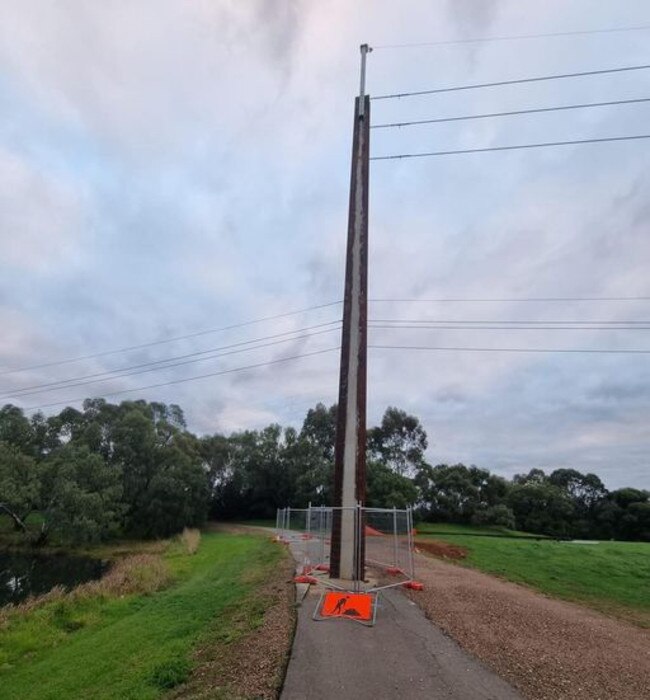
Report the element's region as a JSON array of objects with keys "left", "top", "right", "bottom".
[{"left": 0, "top": 148, "right": 87, "bottom": 272}]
